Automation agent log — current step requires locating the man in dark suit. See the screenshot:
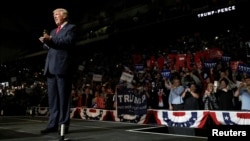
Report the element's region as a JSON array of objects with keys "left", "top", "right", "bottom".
[{"left": 39, "top": 8, "right": 76, "bottom": 134}]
